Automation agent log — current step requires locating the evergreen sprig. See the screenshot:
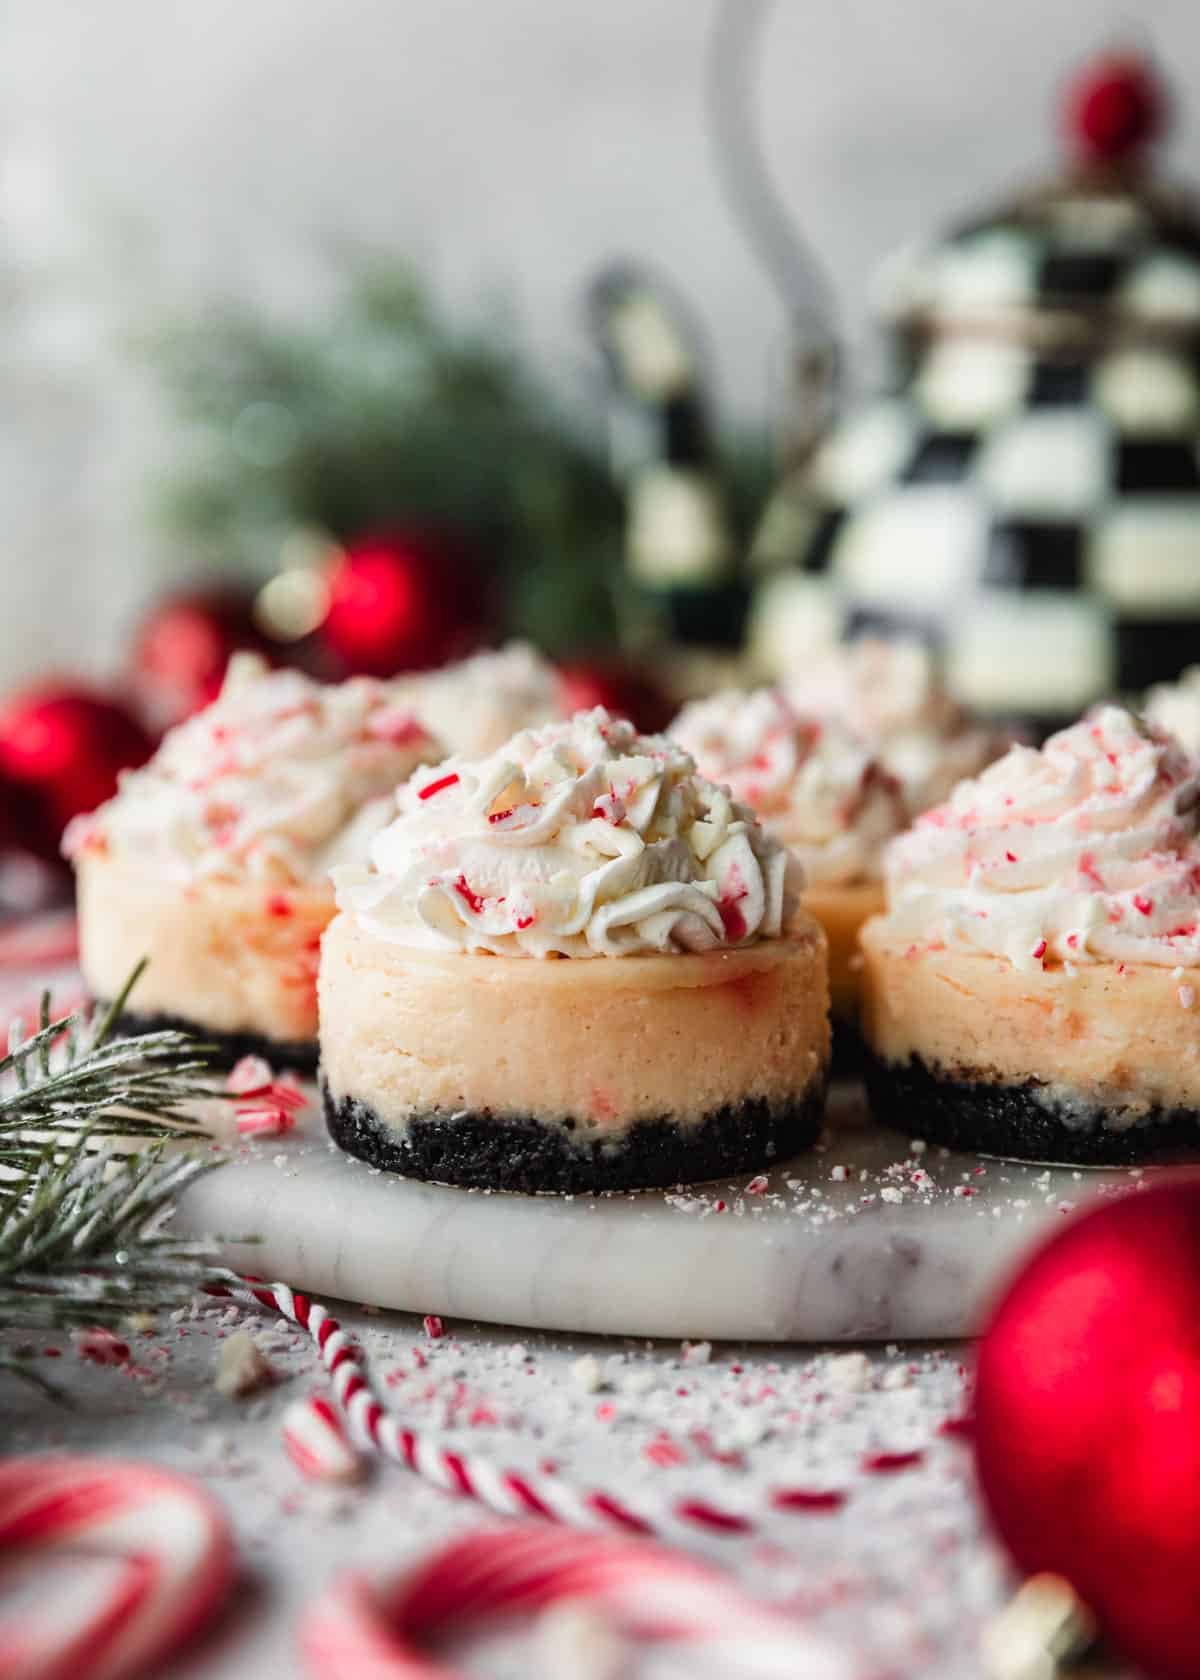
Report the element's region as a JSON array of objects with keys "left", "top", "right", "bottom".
[
  {"left": 0, "top": 964, "right": 230, "bottom": 1386},
  {"left": 143, "top": 258, "right": 628, "bottom": 652}
]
